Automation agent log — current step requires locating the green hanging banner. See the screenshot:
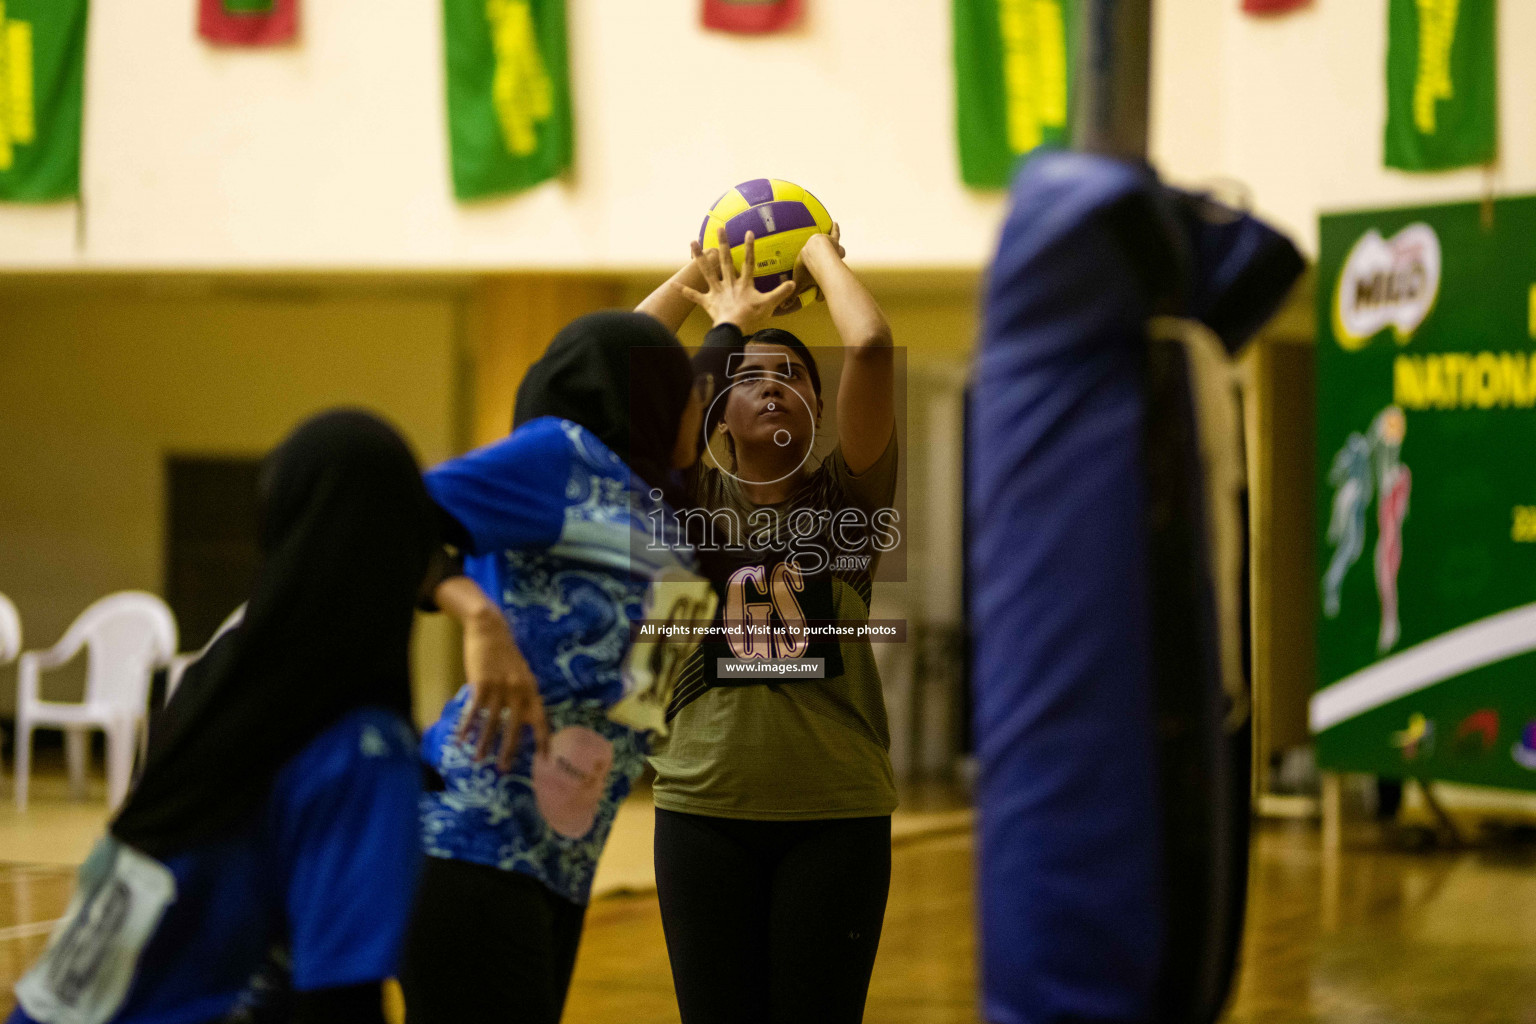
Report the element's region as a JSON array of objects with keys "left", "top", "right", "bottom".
[
  {"left": 953, "top": 0, "right": 1072, "bottom": 189},
  {"left": 1385, "top": 0, "right": 1496, "bottom": 172},
  {"left": 0, "top": 0, "right": 87, "bottom": 202},
  {"left": 444, "top": 0, "right": 572, "bottom": 201}
]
